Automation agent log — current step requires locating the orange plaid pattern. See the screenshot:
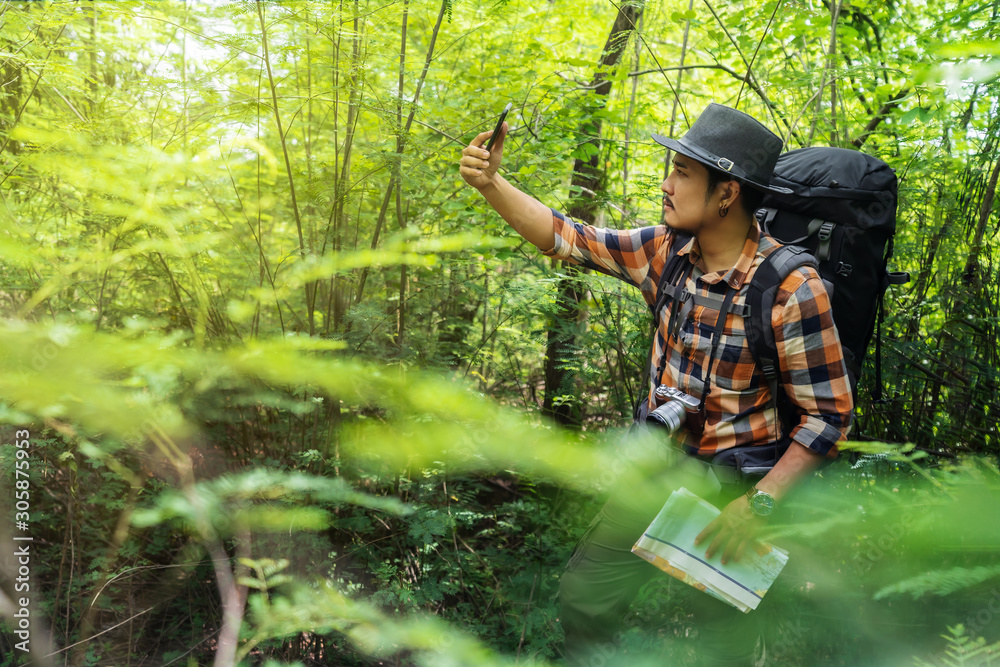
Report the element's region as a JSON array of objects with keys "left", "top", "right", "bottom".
[{"left": 543, "top": 209, "right": 853, "bottom": 458}]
